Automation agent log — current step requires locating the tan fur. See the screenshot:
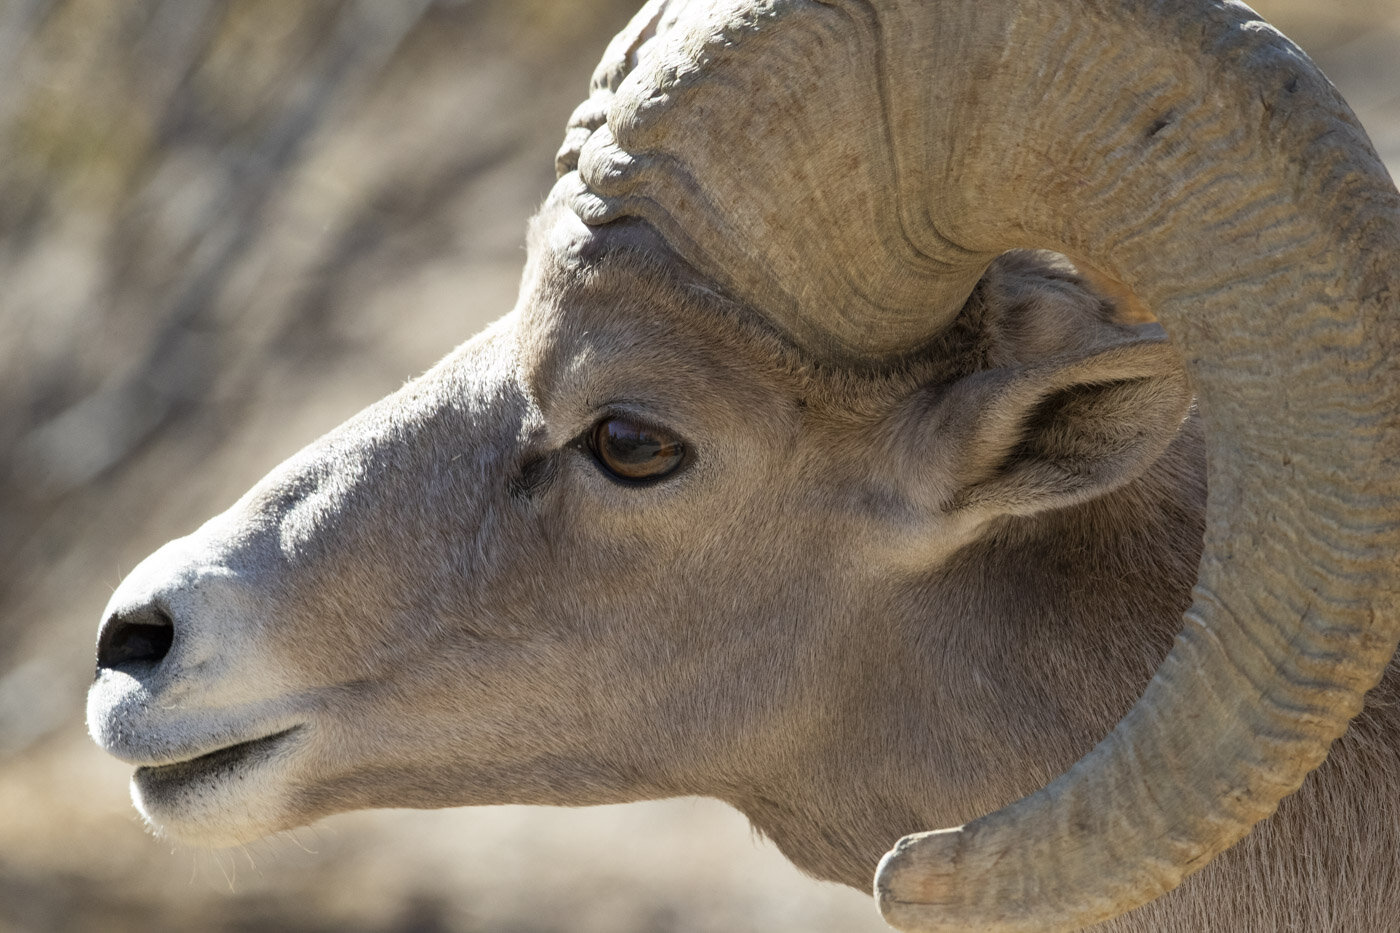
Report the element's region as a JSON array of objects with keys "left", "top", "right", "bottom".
[
  {"left": 86, "top": 206, "right": 1400, "bottom": 929},
  {"left": 86, "top": 0, "right": 1400, "bottom": 923}
]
